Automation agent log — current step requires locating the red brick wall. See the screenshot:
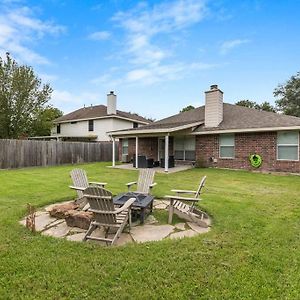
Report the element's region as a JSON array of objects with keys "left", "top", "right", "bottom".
[
  {"left": 119, "top": 137, "right": 158, "bottom": 162},
  {"left": 196, "top": 132, "right": 300, "bottom": 173}
]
